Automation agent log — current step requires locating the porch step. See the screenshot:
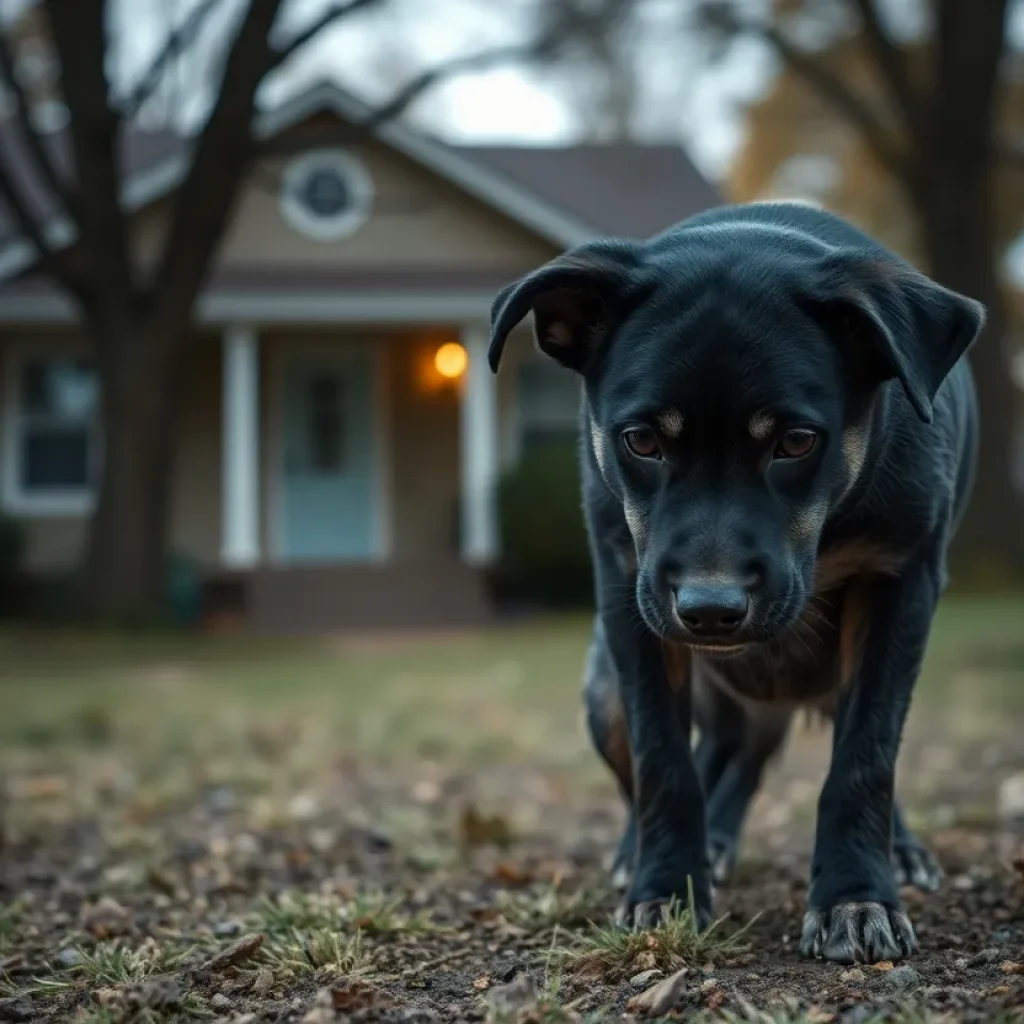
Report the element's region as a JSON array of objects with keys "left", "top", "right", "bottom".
[{"left": 245, "top": 561, "right": 493, "bottom": 633}]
